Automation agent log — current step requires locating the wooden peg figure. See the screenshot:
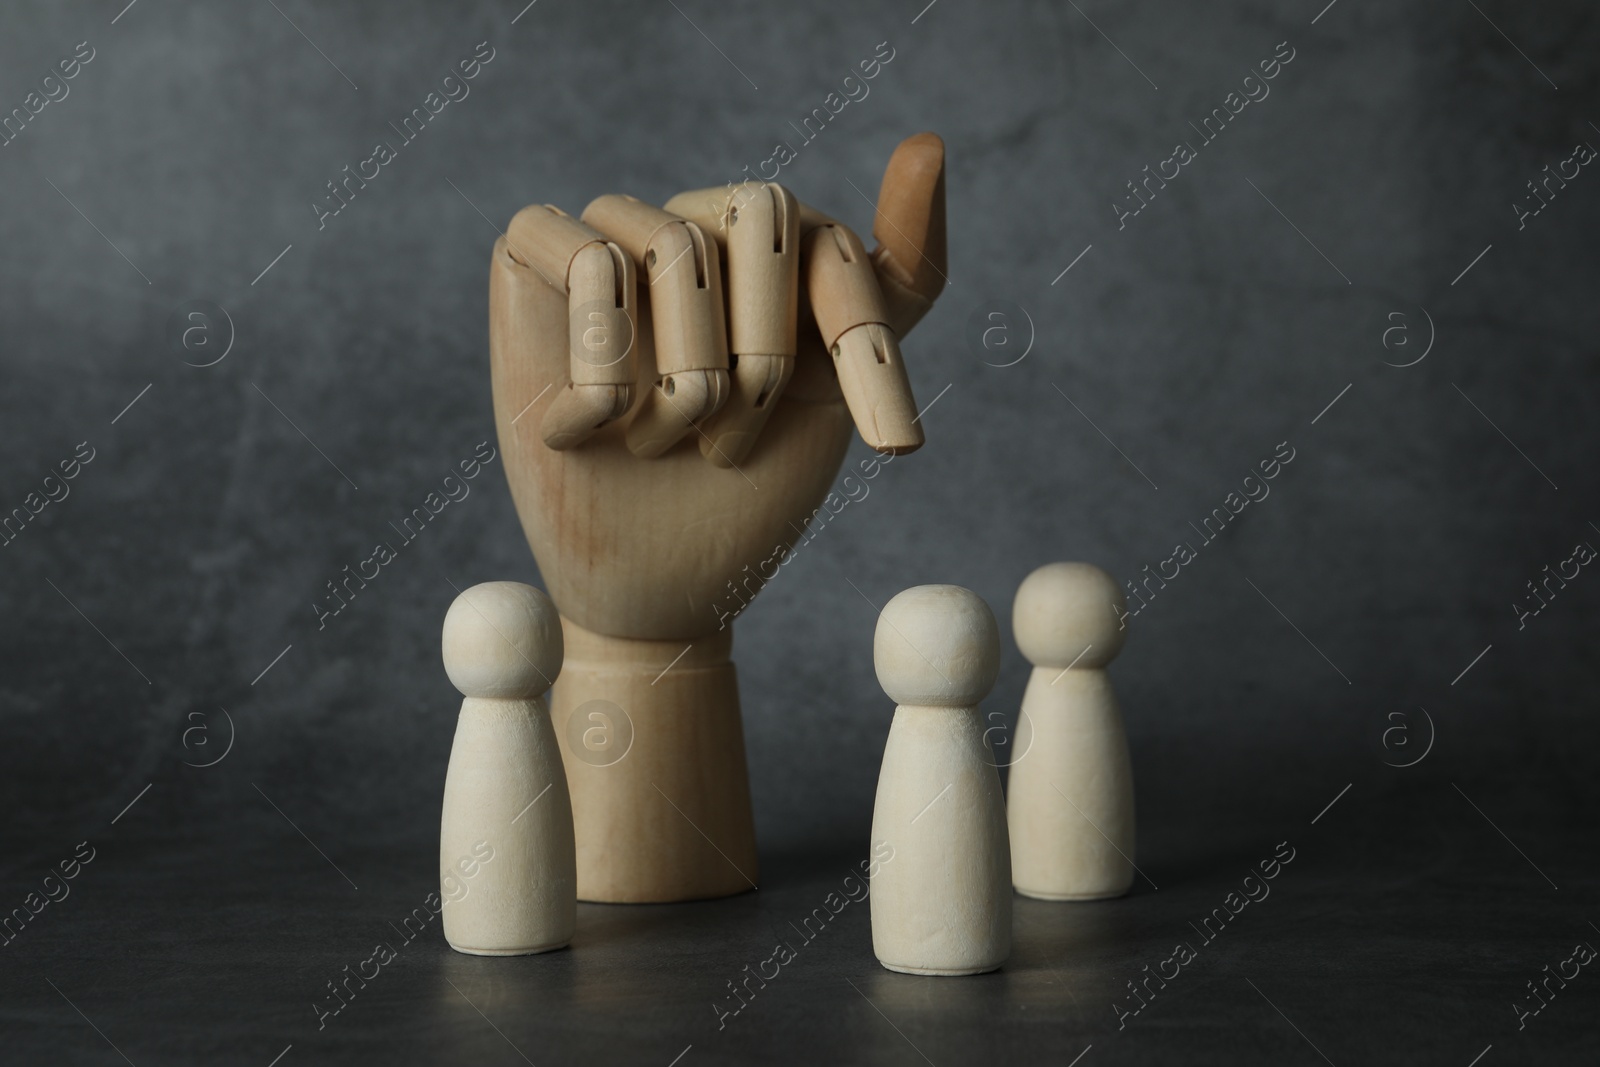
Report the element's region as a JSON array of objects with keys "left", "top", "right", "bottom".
[
  {"left": 869, "top": 584, "right": 1011, "bottom": 976},
  {"left": 439, "top": 582, "right": 576, "bottom": 954},
  {"left": 1005, "top": 563, "right": 1136, "bottom": 900}
]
